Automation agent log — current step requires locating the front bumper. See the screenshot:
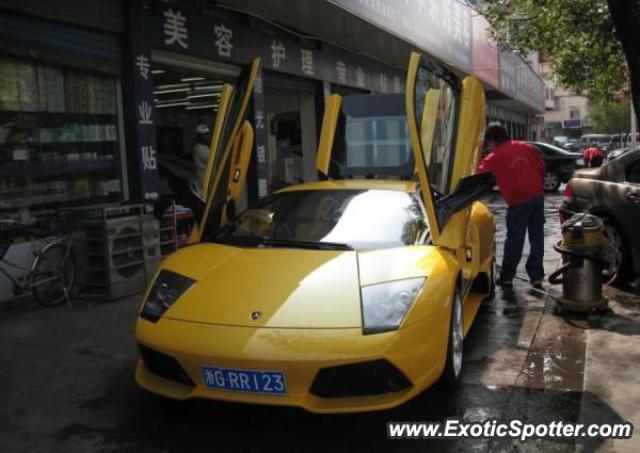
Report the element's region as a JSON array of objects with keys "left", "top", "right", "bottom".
[{"left": 135, "top": 313, "right": 449, "bottom": 413}]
